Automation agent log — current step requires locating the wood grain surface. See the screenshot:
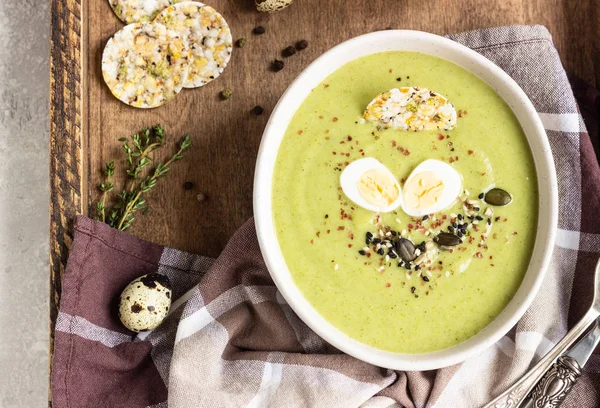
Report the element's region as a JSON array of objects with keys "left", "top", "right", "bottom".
[{"left": 50, "top": 0, "right": 599, "bottom": 403}]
